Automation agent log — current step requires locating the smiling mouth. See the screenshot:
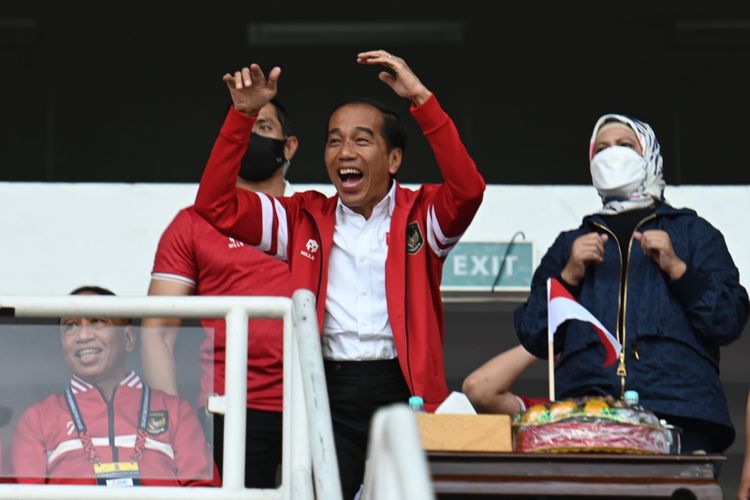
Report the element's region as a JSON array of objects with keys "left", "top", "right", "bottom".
[
  {"left": 76, "top": 348, "right": 102, "bottom": 358},
  {"left": 338, "top": 168, "right": 363, "bottom": 187}
]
